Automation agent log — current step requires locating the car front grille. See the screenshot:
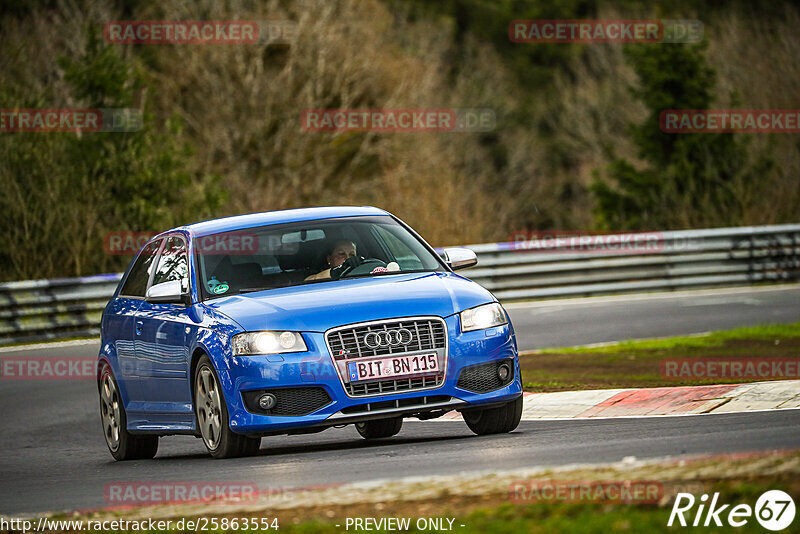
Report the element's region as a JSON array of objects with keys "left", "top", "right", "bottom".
[
  {"left": 325, "top": 317, "right": 448, "bottom": 397},
  {"left": 327, "top": 318, "right": 446, "bottom": 359}
]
